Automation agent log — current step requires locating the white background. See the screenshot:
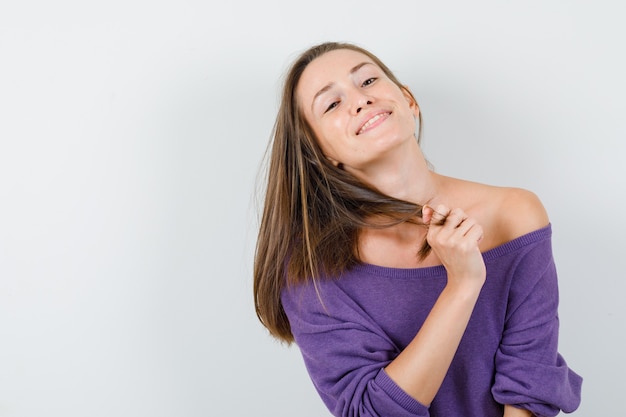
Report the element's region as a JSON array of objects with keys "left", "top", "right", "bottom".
[{"left": 1, "top": 1, "right": 624, "bottom": 416}]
